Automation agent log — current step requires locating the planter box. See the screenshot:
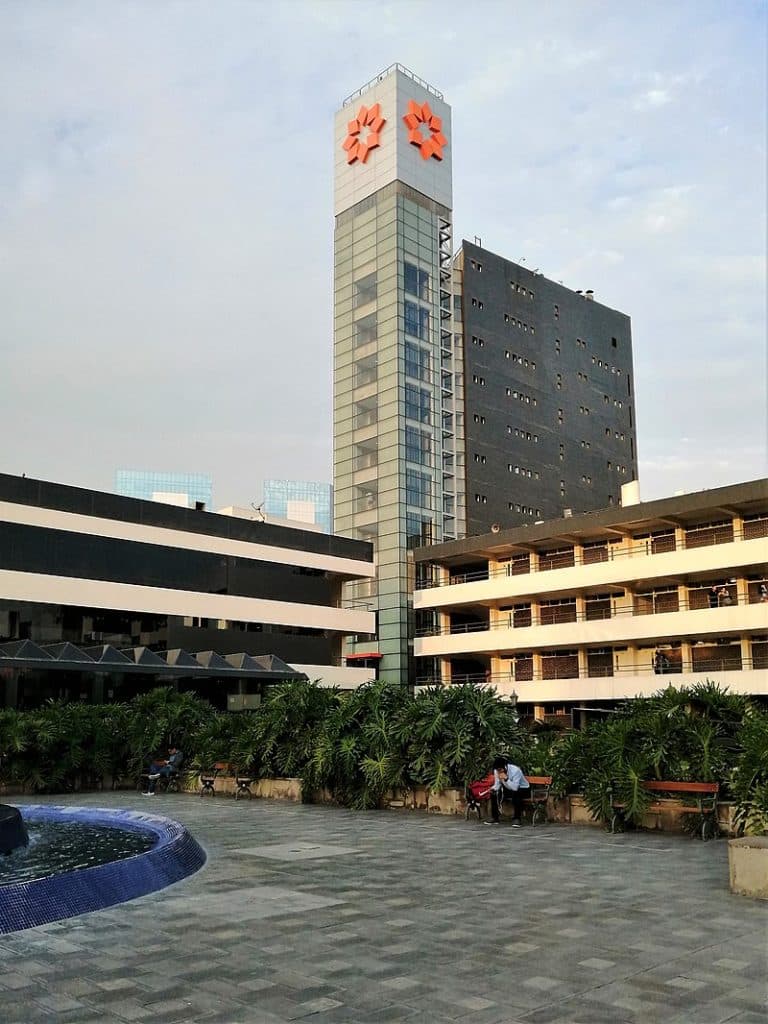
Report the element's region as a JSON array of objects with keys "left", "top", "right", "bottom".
[
  {"left": 729, "top": 837, "right": 768, "bottom": 899},
  {"left": 568, "top": 794, "right": 602, "bottom": 827}
]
